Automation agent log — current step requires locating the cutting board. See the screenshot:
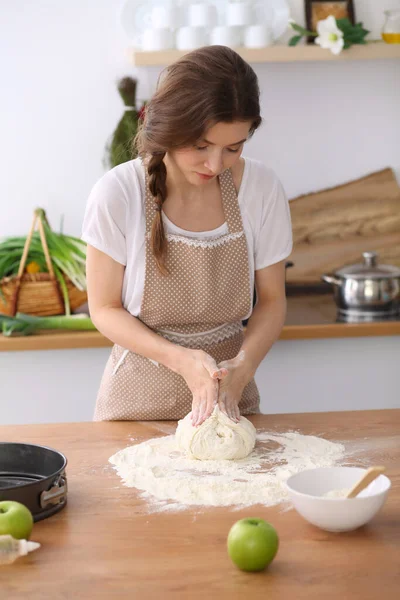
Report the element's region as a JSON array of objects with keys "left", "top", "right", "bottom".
[{"left": 286, "top": 168, "right": 400, "bottom": 286}]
